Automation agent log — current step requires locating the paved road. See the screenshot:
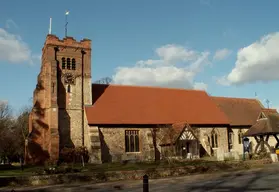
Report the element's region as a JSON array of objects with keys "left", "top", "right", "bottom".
[{"left": 1, "top": 164, "right": 279, "bottom": 192}]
